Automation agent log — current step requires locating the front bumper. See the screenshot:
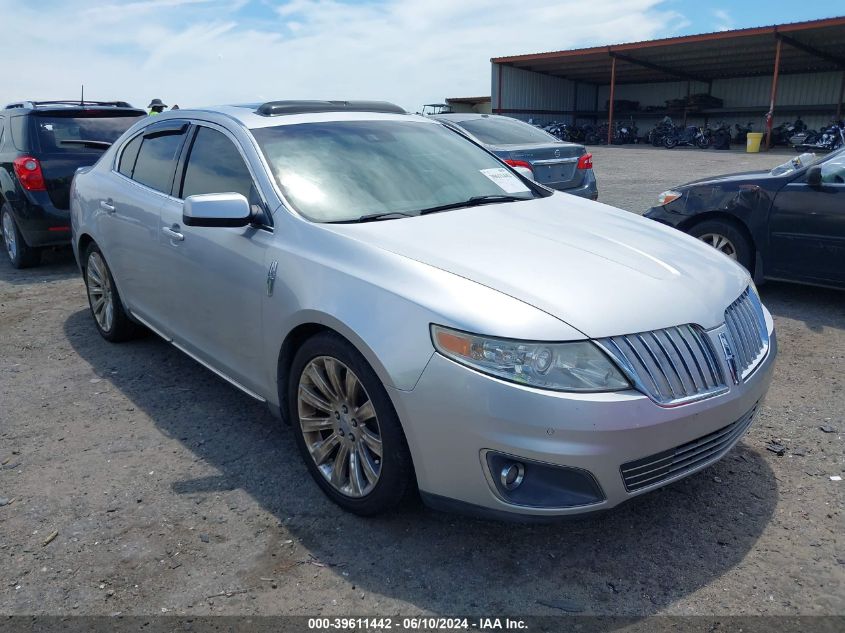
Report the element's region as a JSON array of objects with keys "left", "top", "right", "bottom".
[
  {"left": 390, "top": 317, "right": 776, "bottom": 519},
  {"left": 644, "top": 204, "right": 685, "bottom": 228}
]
